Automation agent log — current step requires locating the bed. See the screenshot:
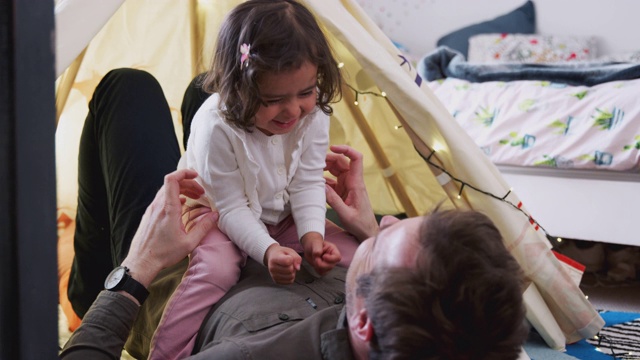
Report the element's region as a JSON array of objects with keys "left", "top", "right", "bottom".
[
  {"left": 417, "top": 46, "right": 640, "bottom": 246},
  {"left": 356, "top": 0, "right": 640, "bottom": 246}
]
